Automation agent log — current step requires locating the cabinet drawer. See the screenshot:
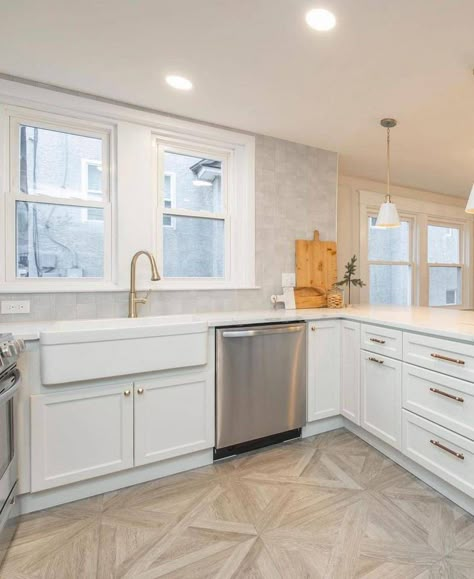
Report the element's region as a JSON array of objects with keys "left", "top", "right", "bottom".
[
  {"left": 402, "top": 411, "right": 474, "bottom": 497},
  {"left": 403, "top": 332, "right": 474, "bottom": 382},
  {"left": 403, "top": 365, "right": 474, "bottom": 440},
  {"left": 361, "top": 324, "right": 402, "bottom": 359}
]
